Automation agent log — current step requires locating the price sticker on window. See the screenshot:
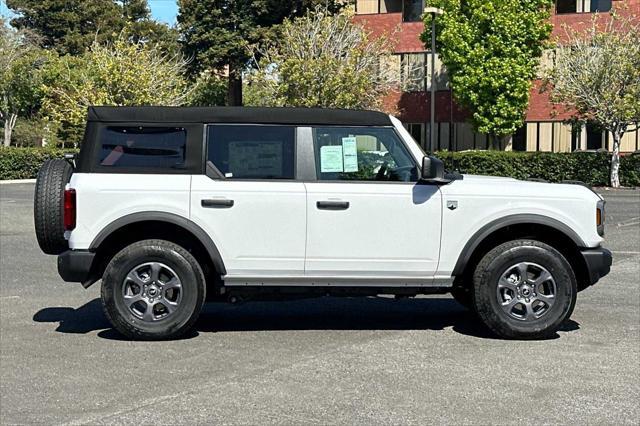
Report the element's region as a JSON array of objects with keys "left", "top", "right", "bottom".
[
  {"left": 342, "top": 137, "right": 358, "bottom": 172},
  {"left": 320, "top": 145, "right": 344, "bottom": 172}
]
